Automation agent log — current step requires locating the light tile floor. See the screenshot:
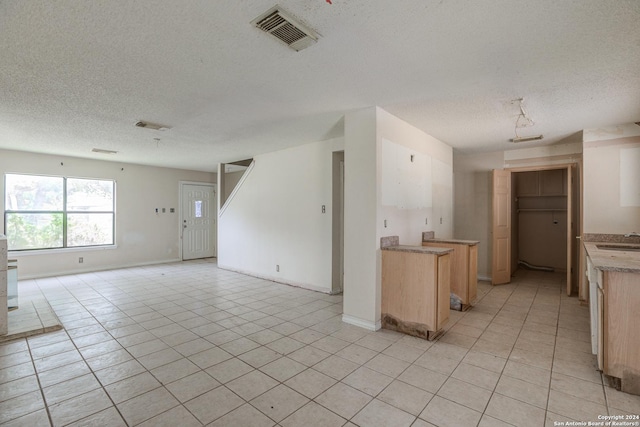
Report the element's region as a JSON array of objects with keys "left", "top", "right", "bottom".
[
  {"left": 1, "top": 260, "right": 639, "bottom": 426},
  {"left": 2, "top": 297, "right": 62, "bottom": 344}
]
